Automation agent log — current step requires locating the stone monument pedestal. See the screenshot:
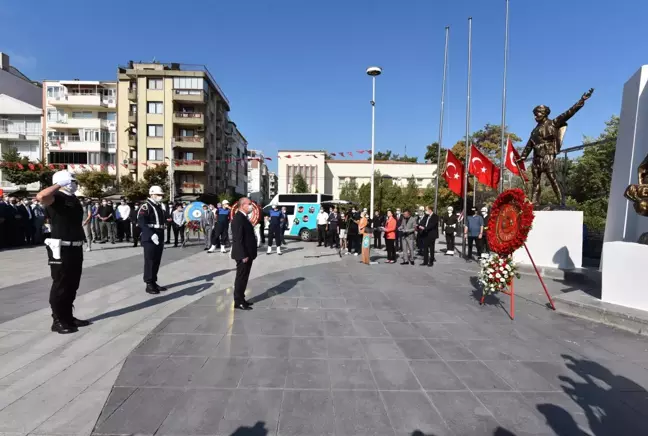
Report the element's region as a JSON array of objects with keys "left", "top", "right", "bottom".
[
  {"left": 601, "top": 241, "right": 648, "bottom": 311},
  {"left": 513, "top": 210, "right": 583, "bottom": 270}
]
